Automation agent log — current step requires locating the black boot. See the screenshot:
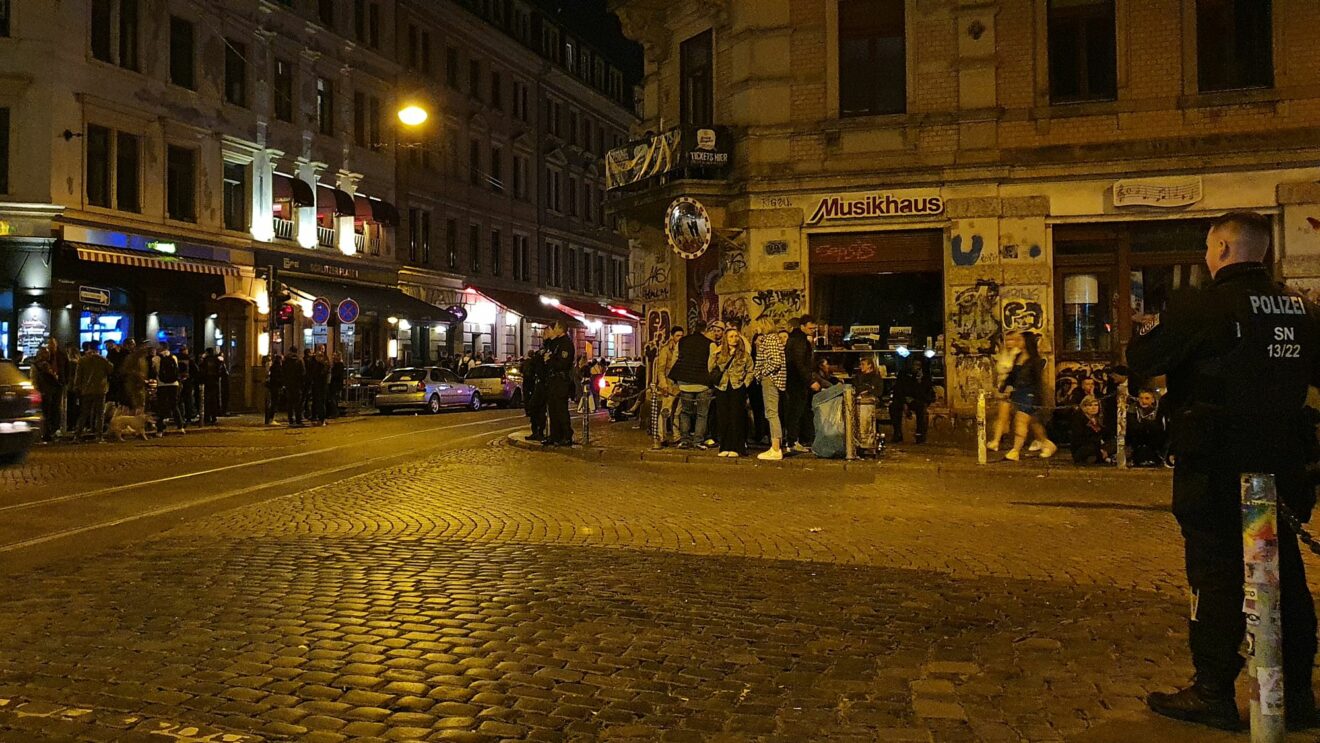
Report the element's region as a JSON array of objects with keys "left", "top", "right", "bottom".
[{"left": 1147, "top": 681, "right": 1241, "bottom": 731}]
